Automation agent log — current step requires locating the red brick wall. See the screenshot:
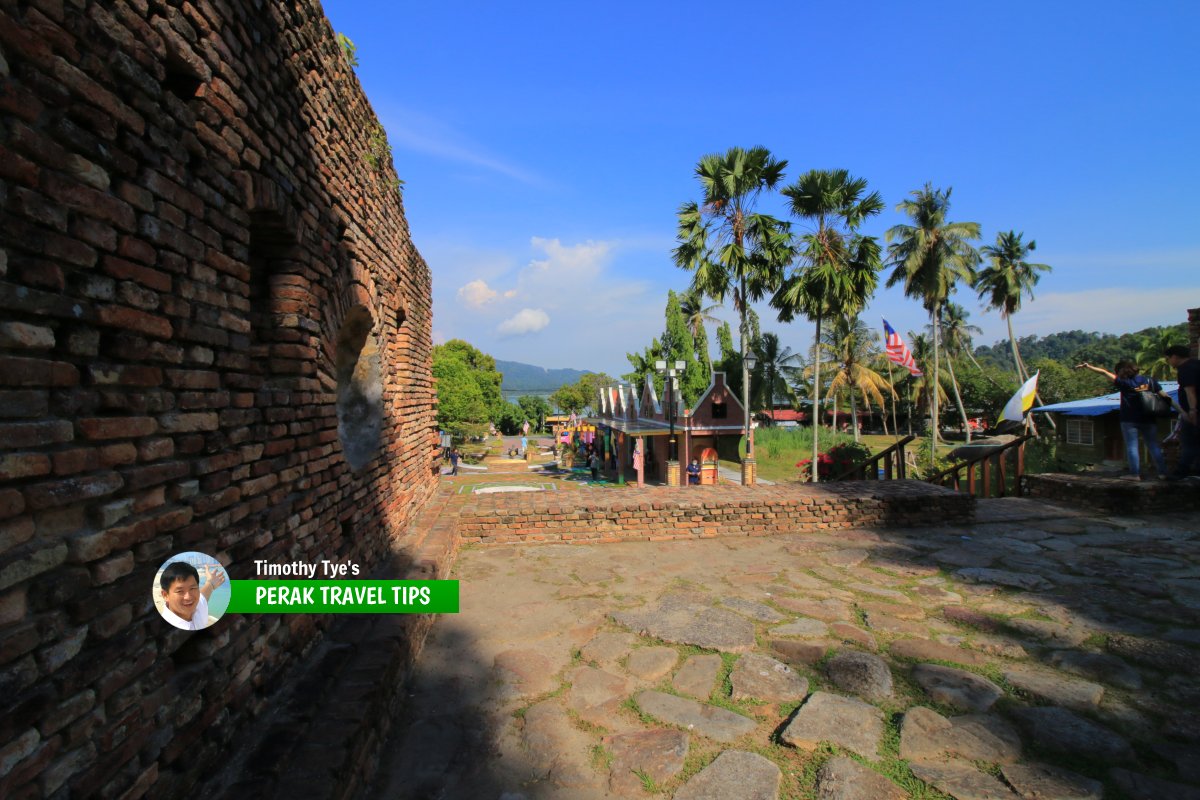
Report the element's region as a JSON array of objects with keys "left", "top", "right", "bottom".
[
  {"left": 0, "top": 1, "right": 437, "bottom": 796},
  {"left": 457, "top": 481, "right": 973, "bottom": 544}
]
